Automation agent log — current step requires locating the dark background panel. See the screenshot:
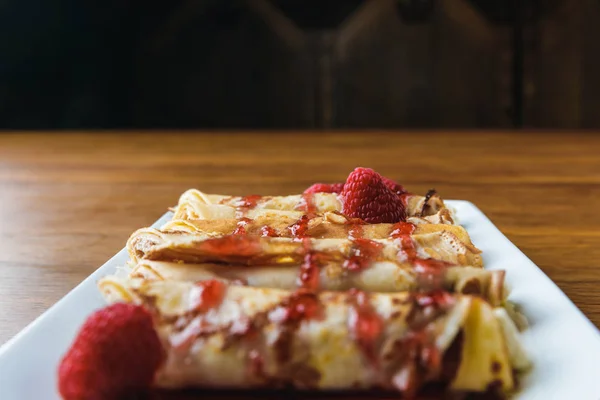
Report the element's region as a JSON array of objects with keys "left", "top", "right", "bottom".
[{"left": 1, "top": 0, "right": 599, "bottom": 130}]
